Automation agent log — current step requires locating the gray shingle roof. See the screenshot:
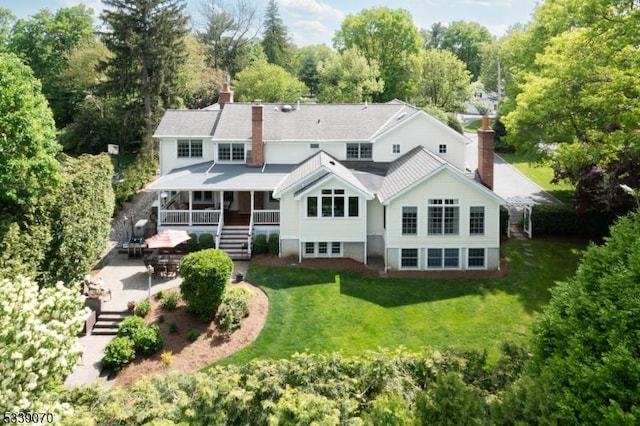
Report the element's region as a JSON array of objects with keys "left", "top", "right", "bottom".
[
  {"left": 273, "top": 151, "right": 373, "bottom": 198},
  {"left": 147, "top": 162, "right": 293, "bottom": 191},
  {"left": 377, "top": 147, "right": 446, "bottom": 202},
  {"left": 213, "top": 103, "right": 419, "bottom": 141},
  {"left": 153, "top": 110, "right": 220, "bottom": 137}
]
